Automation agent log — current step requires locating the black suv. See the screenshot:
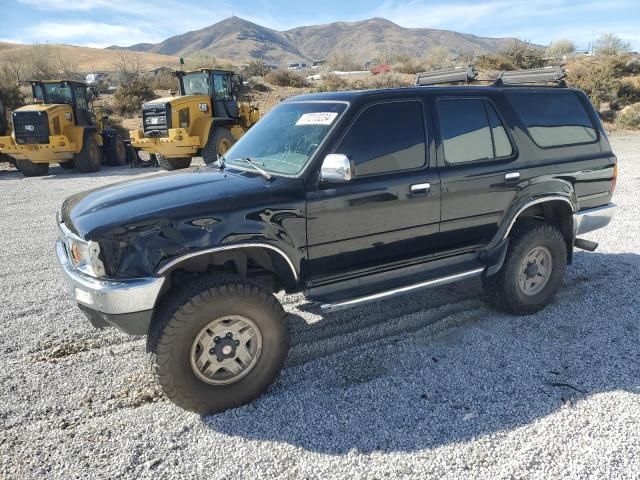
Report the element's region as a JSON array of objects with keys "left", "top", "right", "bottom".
[{"left": 56, "top": 67, "right": 617, "bottom": 414}]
